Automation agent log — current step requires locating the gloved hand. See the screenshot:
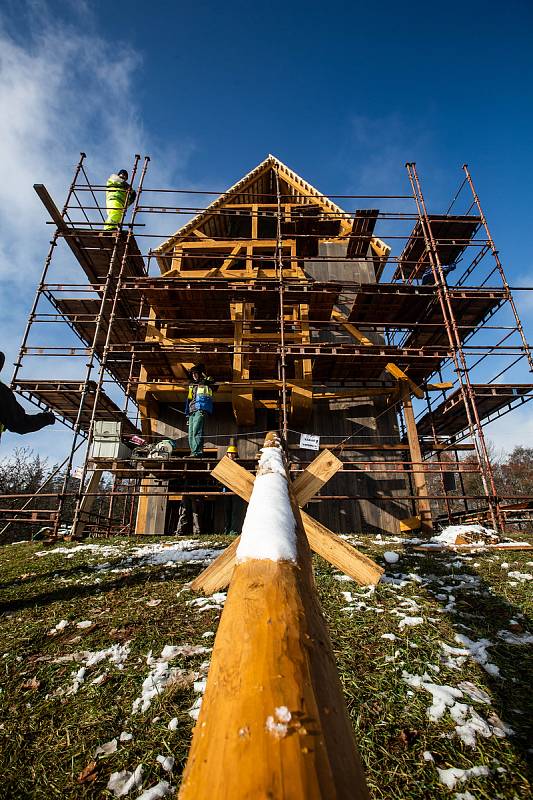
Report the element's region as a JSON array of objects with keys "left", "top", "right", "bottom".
[{"left": 43, "top": 411, "right": 56, "bottom": 426}]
